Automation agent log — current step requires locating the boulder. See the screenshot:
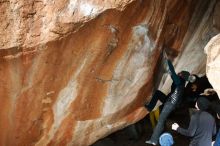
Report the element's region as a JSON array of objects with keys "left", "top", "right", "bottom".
[{"left": 0, "top": 0, "right": 219, "bottom": 145}]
